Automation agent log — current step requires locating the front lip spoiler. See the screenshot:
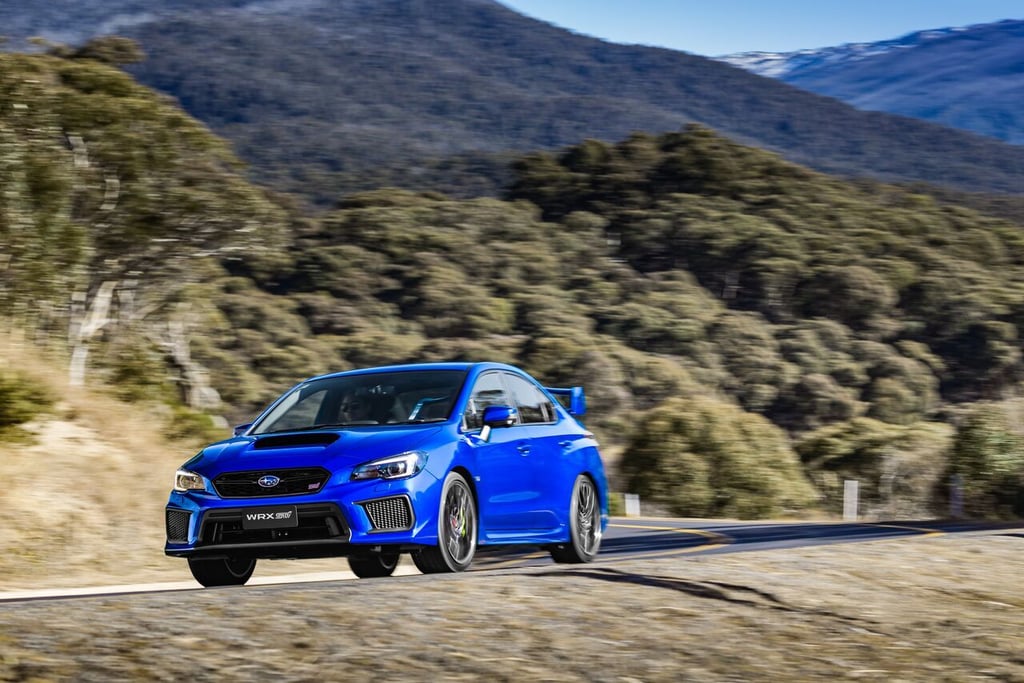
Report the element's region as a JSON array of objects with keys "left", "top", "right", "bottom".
[
  {"left": 166, "top": 538, "right": 356, "bottom": 561},
  {"left": 166, "top": 539, "right": 427, "bottom": 561}
]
